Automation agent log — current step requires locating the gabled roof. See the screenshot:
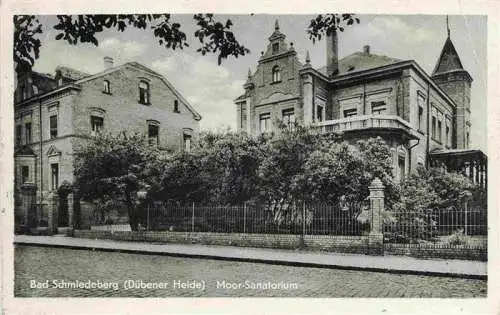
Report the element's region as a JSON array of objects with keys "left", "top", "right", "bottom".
[
  {"left": 55, "top": 66, "right": 90, "bottom": 81},
  {"left": 75, "top": 61, "right": 202, "bottom": 121},
  {"left": 15, "top": 145, "right": 36, "bottom": 156},
  {"left": 432, "top": 37, "right": 465, "bottom": 75},
  {"left": 317, "top": 51, "right": 402, "bottom": 76}
]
